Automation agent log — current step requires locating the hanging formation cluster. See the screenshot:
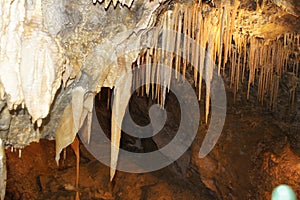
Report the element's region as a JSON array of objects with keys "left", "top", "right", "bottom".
[
  {"left": 132, "top": 0, "right": 300, "bottom": 123},
  {"left": 93, "top": 0, "right": 134, "bottom": 8},
  {"left": 0, "top": 0, "right": 299, "bottom": 198}
]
